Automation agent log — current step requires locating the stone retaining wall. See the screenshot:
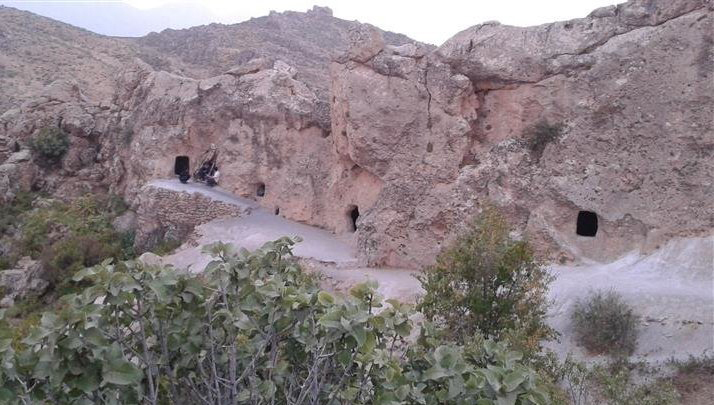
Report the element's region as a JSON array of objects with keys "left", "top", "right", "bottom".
[{"left": 133, "top": 185, "right": 247, "bottom": 252}]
